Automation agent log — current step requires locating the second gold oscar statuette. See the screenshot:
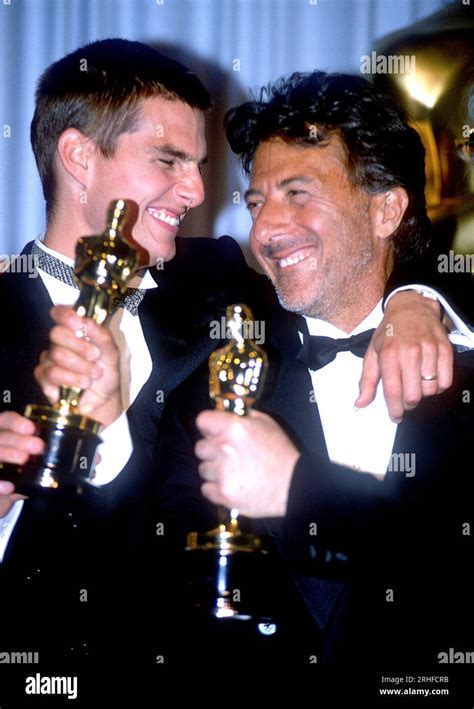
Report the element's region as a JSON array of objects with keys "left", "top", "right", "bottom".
[{"left": 186, "top": 304, "right": 269, "bottom": 620}]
